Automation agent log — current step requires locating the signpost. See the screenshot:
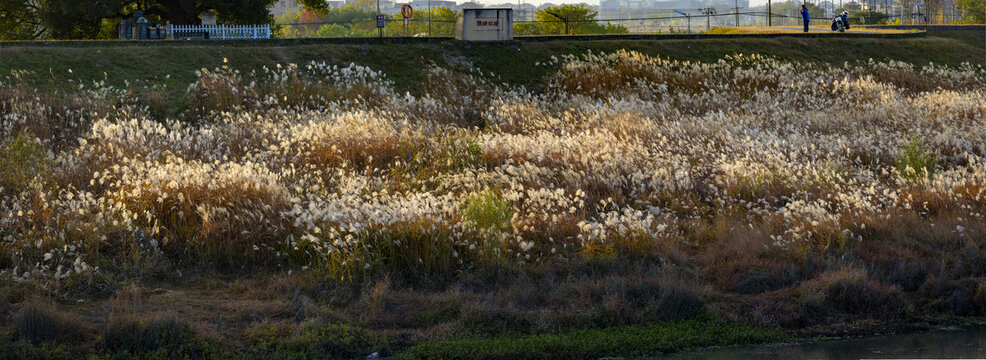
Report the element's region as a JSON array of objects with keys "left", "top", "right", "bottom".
[
  {"left": 376, "top": 0, "right": 383, "bottom": 38},
  {"left": 455, "top": 8, "right": 512, "bottom": 41}
]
